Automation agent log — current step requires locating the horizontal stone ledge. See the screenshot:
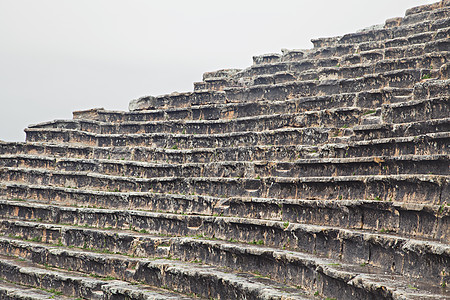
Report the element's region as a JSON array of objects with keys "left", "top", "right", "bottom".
[
  {"left": 0, "top": 218, "right": 448, "bottom": 286},
  {"left": 30, "top": 107, "right": 364, "bottom": 135},
  {"left": 0, "top": 197, "right": 447, "bottom": 242},
  {"left": 405, "top": 1, "right": 449, "bottom": 17},
  {"left": 0, "top": 279, "right": 74, "bottom": 300},
  {"left": 1, "top": 166, "right": 447, "bottom": 204},
  {"left": 2, "top": 235, "right": 447, "bottom": 299},
  {"left": 244, "top": 51, "right": 448, "bottom": 88},
  {"left": 382, "top": 96, "right": 449, "bottom": 124},
  {"left": 353, "top": 117, "right": 450, "bottom": 140},
  {"left": 129, "top": 65, "right": 424, "bottom": 111},
  {"left": 197, "top": 49, "right": 448, "bottom": 91},
  {"left": 73, "top": 87, "right": 412, "bottom": 124},
  {"left": 223, "top": 69, "right": 424, "bottom": 103},
  {"left": 24, "top": 126, "right": 333, "bottom": 148},
  {"left": 0, "top": 239, "right": 317, "bottom": 300},
  {"left": 0, "top": 153, "right": 448, "bottom": 179},
  {"left": 287, "top": 34, "right": 449, "bottom": 74},
  {"left": 2, "top": 131, "right": 449, "bottom": 163},
  {"left": 402, "top": 5, "right": 450, "bottom": 26},
  {"left": 0, "top": 255, "right": 214, "bottom": 300},
  {"left": 313, "top": 13, "right": 448, "bottom": 49}
]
